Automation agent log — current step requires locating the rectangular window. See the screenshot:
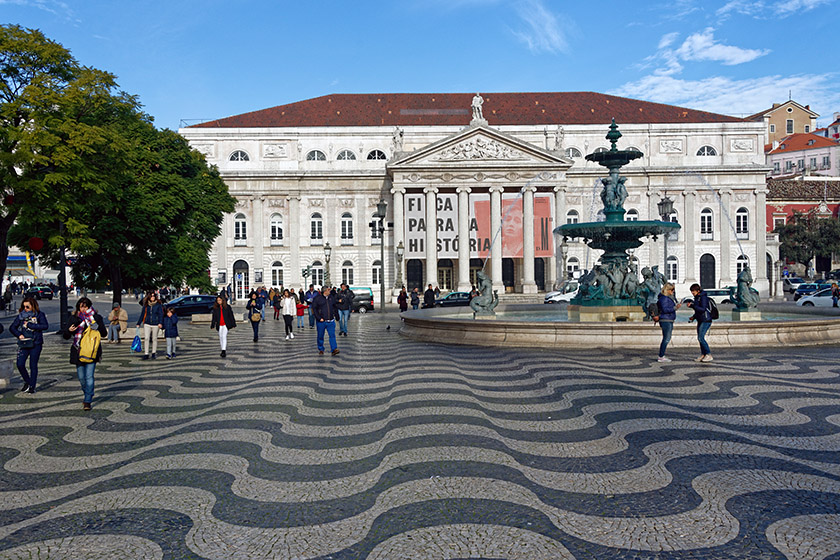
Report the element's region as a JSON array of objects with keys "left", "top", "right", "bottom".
[
  {"left": 797, "top": 159, "right": 805, "bottom": 169},
  {"left": 805, "top": 125, "right": 810, "bottom": 133},
  {"left": 823, "top": 156, "right": 831, "bottom": 169},
  {"left": 785, "top": 161, "right": 793, "bottom": 172},
  {"left": 773, "top": 162, "right": 780, "bottom": 174},
  {"left": 272, "top": 269, "right": 283, "bottom": 286},
  {"left": 372, "top": 266, "right": 381, "bottom": 285},
  {"left": 342, "top": 268, "right": 354, "bottom": 286},
  {"left": 667, "top": 260, "right": 677, "bottom": 282},
  {"left": 810, "top": 157, "right": 817, "bottom": 170},
  {"left": 700, "top": 213, "right": 713, "bottom": 240},
  {"left": 736, "top": 214, "right": 749, "bottom": 239},
  {"left": 770, "top": 124, "right": 776, "bottom": 133},
  {"left": 786, "top": 119, "right": 794, "bottom": 133},
  {"left": 773, "top": 217, "right": 786, "bottom": 230},
  {"left": 311, "top": 221, "right": 322, "bottom": 240}
]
